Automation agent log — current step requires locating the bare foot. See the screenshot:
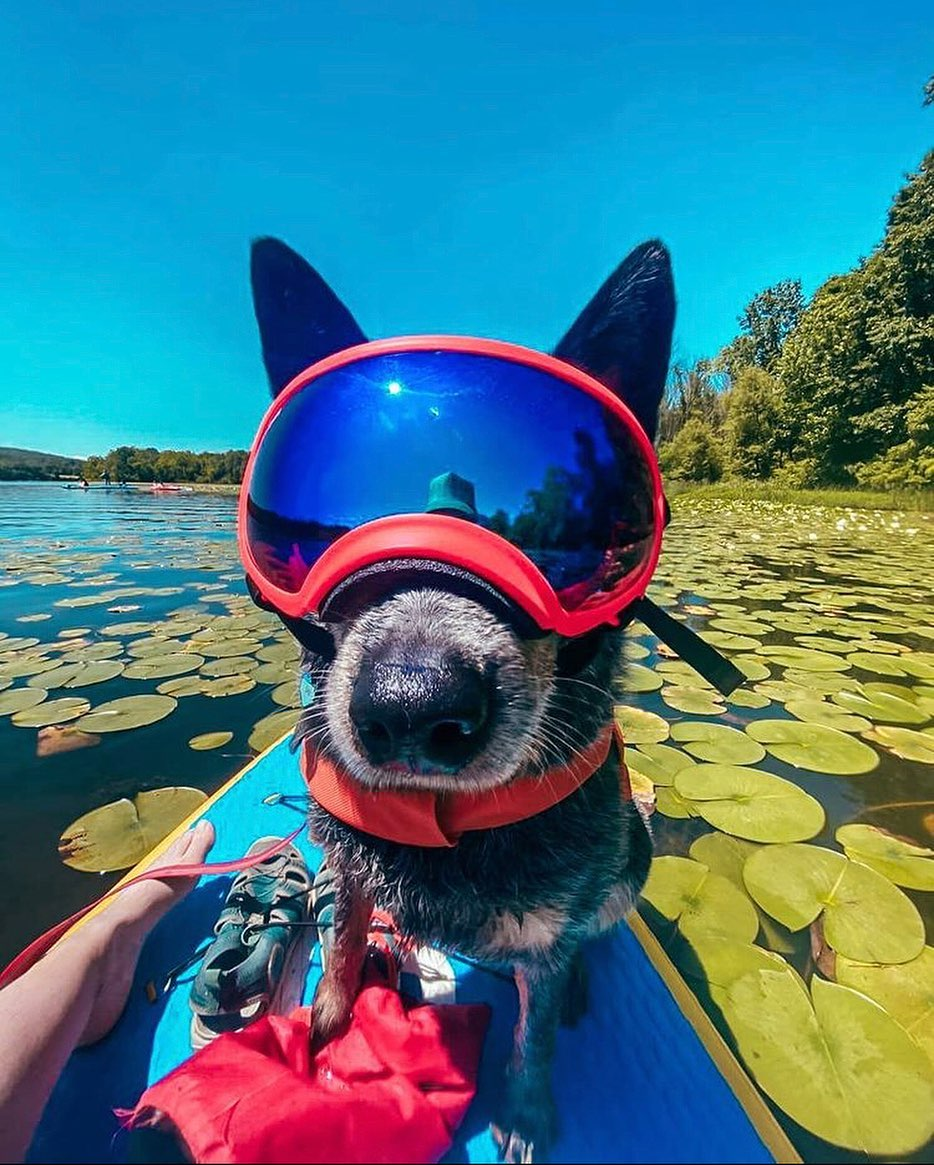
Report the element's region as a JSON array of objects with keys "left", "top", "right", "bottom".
[{"left": 78, "top": 820, "right": 215, "bottom": 1045}]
